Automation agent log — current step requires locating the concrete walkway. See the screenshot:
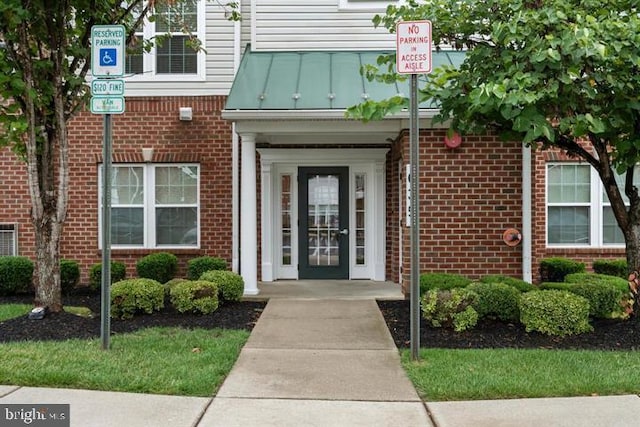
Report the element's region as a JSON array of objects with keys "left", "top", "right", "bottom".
[{"left": 2, "top": 281, "right": 640, "bottom": 426}]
